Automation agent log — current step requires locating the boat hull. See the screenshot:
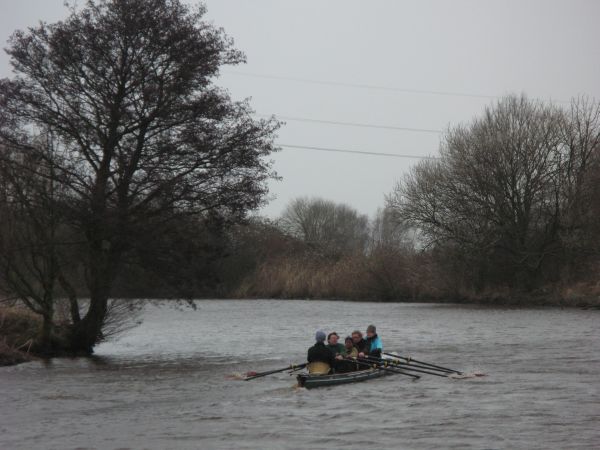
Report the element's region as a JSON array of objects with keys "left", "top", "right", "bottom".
[{"left": 297, "top": 368, "right": 390, "bottom": 389}]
